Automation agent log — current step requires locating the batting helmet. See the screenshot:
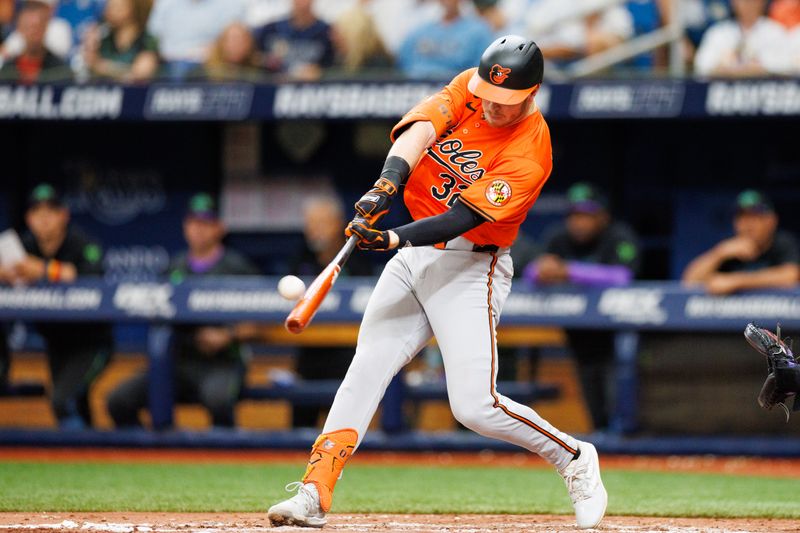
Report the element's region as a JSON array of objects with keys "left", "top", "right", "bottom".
[{"left": 468, "top": 35, "right": 544, "bottom": 105}]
